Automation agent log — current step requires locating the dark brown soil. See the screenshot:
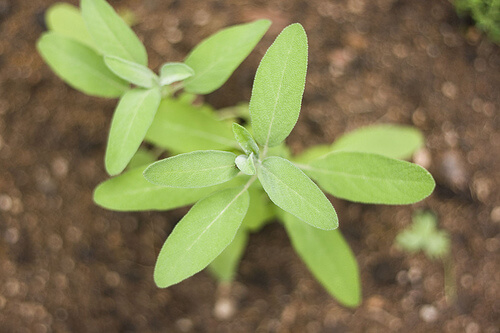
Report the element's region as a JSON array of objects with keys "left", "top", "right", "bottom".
[{"left": 1, "top": 0, "right": 499, "bottom": 332}]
